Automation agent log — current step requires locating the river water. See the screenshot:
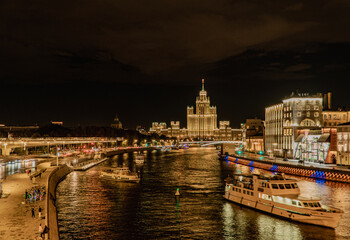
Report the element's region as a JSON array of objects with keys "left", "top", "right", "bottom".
[{"left": 56, "top": 148, "right": 350, "bottom": 240}]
